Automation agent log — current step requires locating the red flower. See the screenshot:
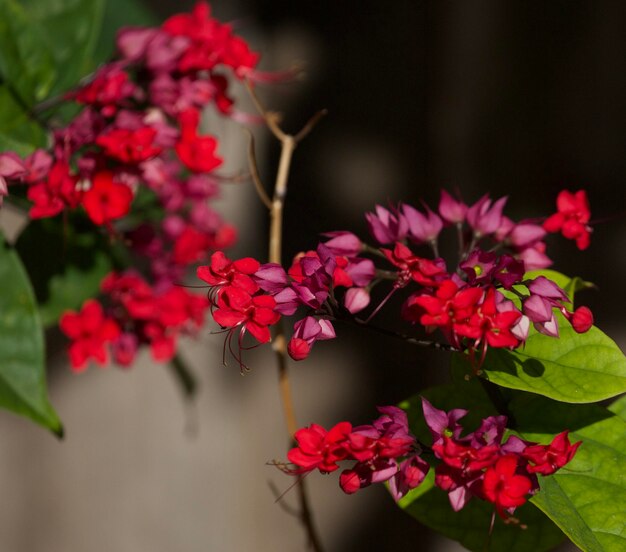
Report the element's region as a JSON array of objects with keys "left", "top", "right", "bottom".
[
  {"left": 175, "top": 108, "right": 222, "bottom": 173},
  {"left": 27, "top": 161, "right": 81, "bottom": 219},
  {"left": 432, "top": 437, "right": 500, "bottom": 473},
  {"left": 196, "top": 251, "right": 260, "bottom": 296},
  {"left": 407, "top": 279, "right": 483, "bottom": 330},
  {"left": 287, "top": 422, "right": 352, "bottom": 473},
  {"left": 176, "top": 134, "right": 222, "bottom": 173},
  {"left": 59, "top": 300, "right": 120, "bottom": 372},
  {"left": 523, "top": 431, "right": 581, "bottom": 475},
  {"left": 96, "top": 127, "right": 162, "bottom": 164},
  {"left": 101, "top": 271, "right": 155, "bottom": 320},
  {"left": 382, "top": 242, "right": 447, "bottom": 287},
  {"left": 482, "top": 455, "right": 533, "bottom": 517},
  {"left": 172, "top": 226, "right": 212, "bottom": 265},
  {"left": 82, "top": 171, "right": 133, "bottom": 225},
  {"left": 454, "top": 288, "right": 521, "bottom": 349},
  {"left": 212, "top": 287, "right": 279, "bottom": 343},
  {"left": 74, "top": 67, "right": 135, "bottom": 116},
  {"left": 543, "top": 190, "right": 592, "bottom": 250}
]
